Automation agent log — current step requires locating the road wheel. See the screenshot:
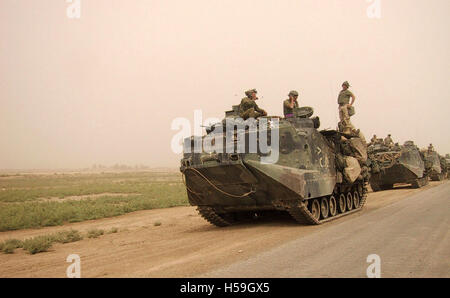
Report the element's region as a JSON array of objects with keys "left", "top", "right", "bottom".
[
  {"left": 329, "top": 196, "right": 337, "bottom": 217},
  {"left": 320, "top": 197, "right": 329, "bottom": 219},
  {"left": 338, "top": 194, "right": 346, "bottom": 213},
  {"left": 353, "top": 191, "right": 360, "bottom": 209},
  {"left": 310, "top": 199, "right": 321, "bottom": 221},
  {"left": 346, "top": 193, "right": 353, "bottom": 211}
]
